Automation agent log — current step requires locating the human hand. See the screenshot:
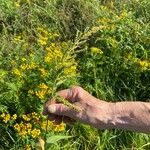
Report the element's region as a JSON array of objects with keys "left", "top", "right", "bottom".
[{"left": 43, "top": 86, "right": 114, "bottom": 129}]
